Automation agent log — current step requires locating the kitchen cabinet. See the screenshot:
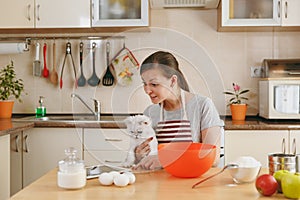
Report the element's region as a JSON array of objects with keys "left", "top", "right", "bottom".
[
  {"left": 220, "top": 0, "right": 300, "bottom": 27},
  {"left": 16, "top": 128, "right": 83, "bottom": 190},
  {"left": 83, "top": 128, "right": 130, "bottom": 166},
  {"left": 10, "top": 132, "right": 23, "bottom": 196},
  {"left": 0, "top": 0, "right": 90, "bottom": 28},
  {"left": 224, "top": 130, "right": 289, "bottom": 167},
  {"left": 0, "top": 134, "right": 10, "bottom": 200},
  {"left": 91, "top": 0, "right": 149, "bottom": 27}
]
